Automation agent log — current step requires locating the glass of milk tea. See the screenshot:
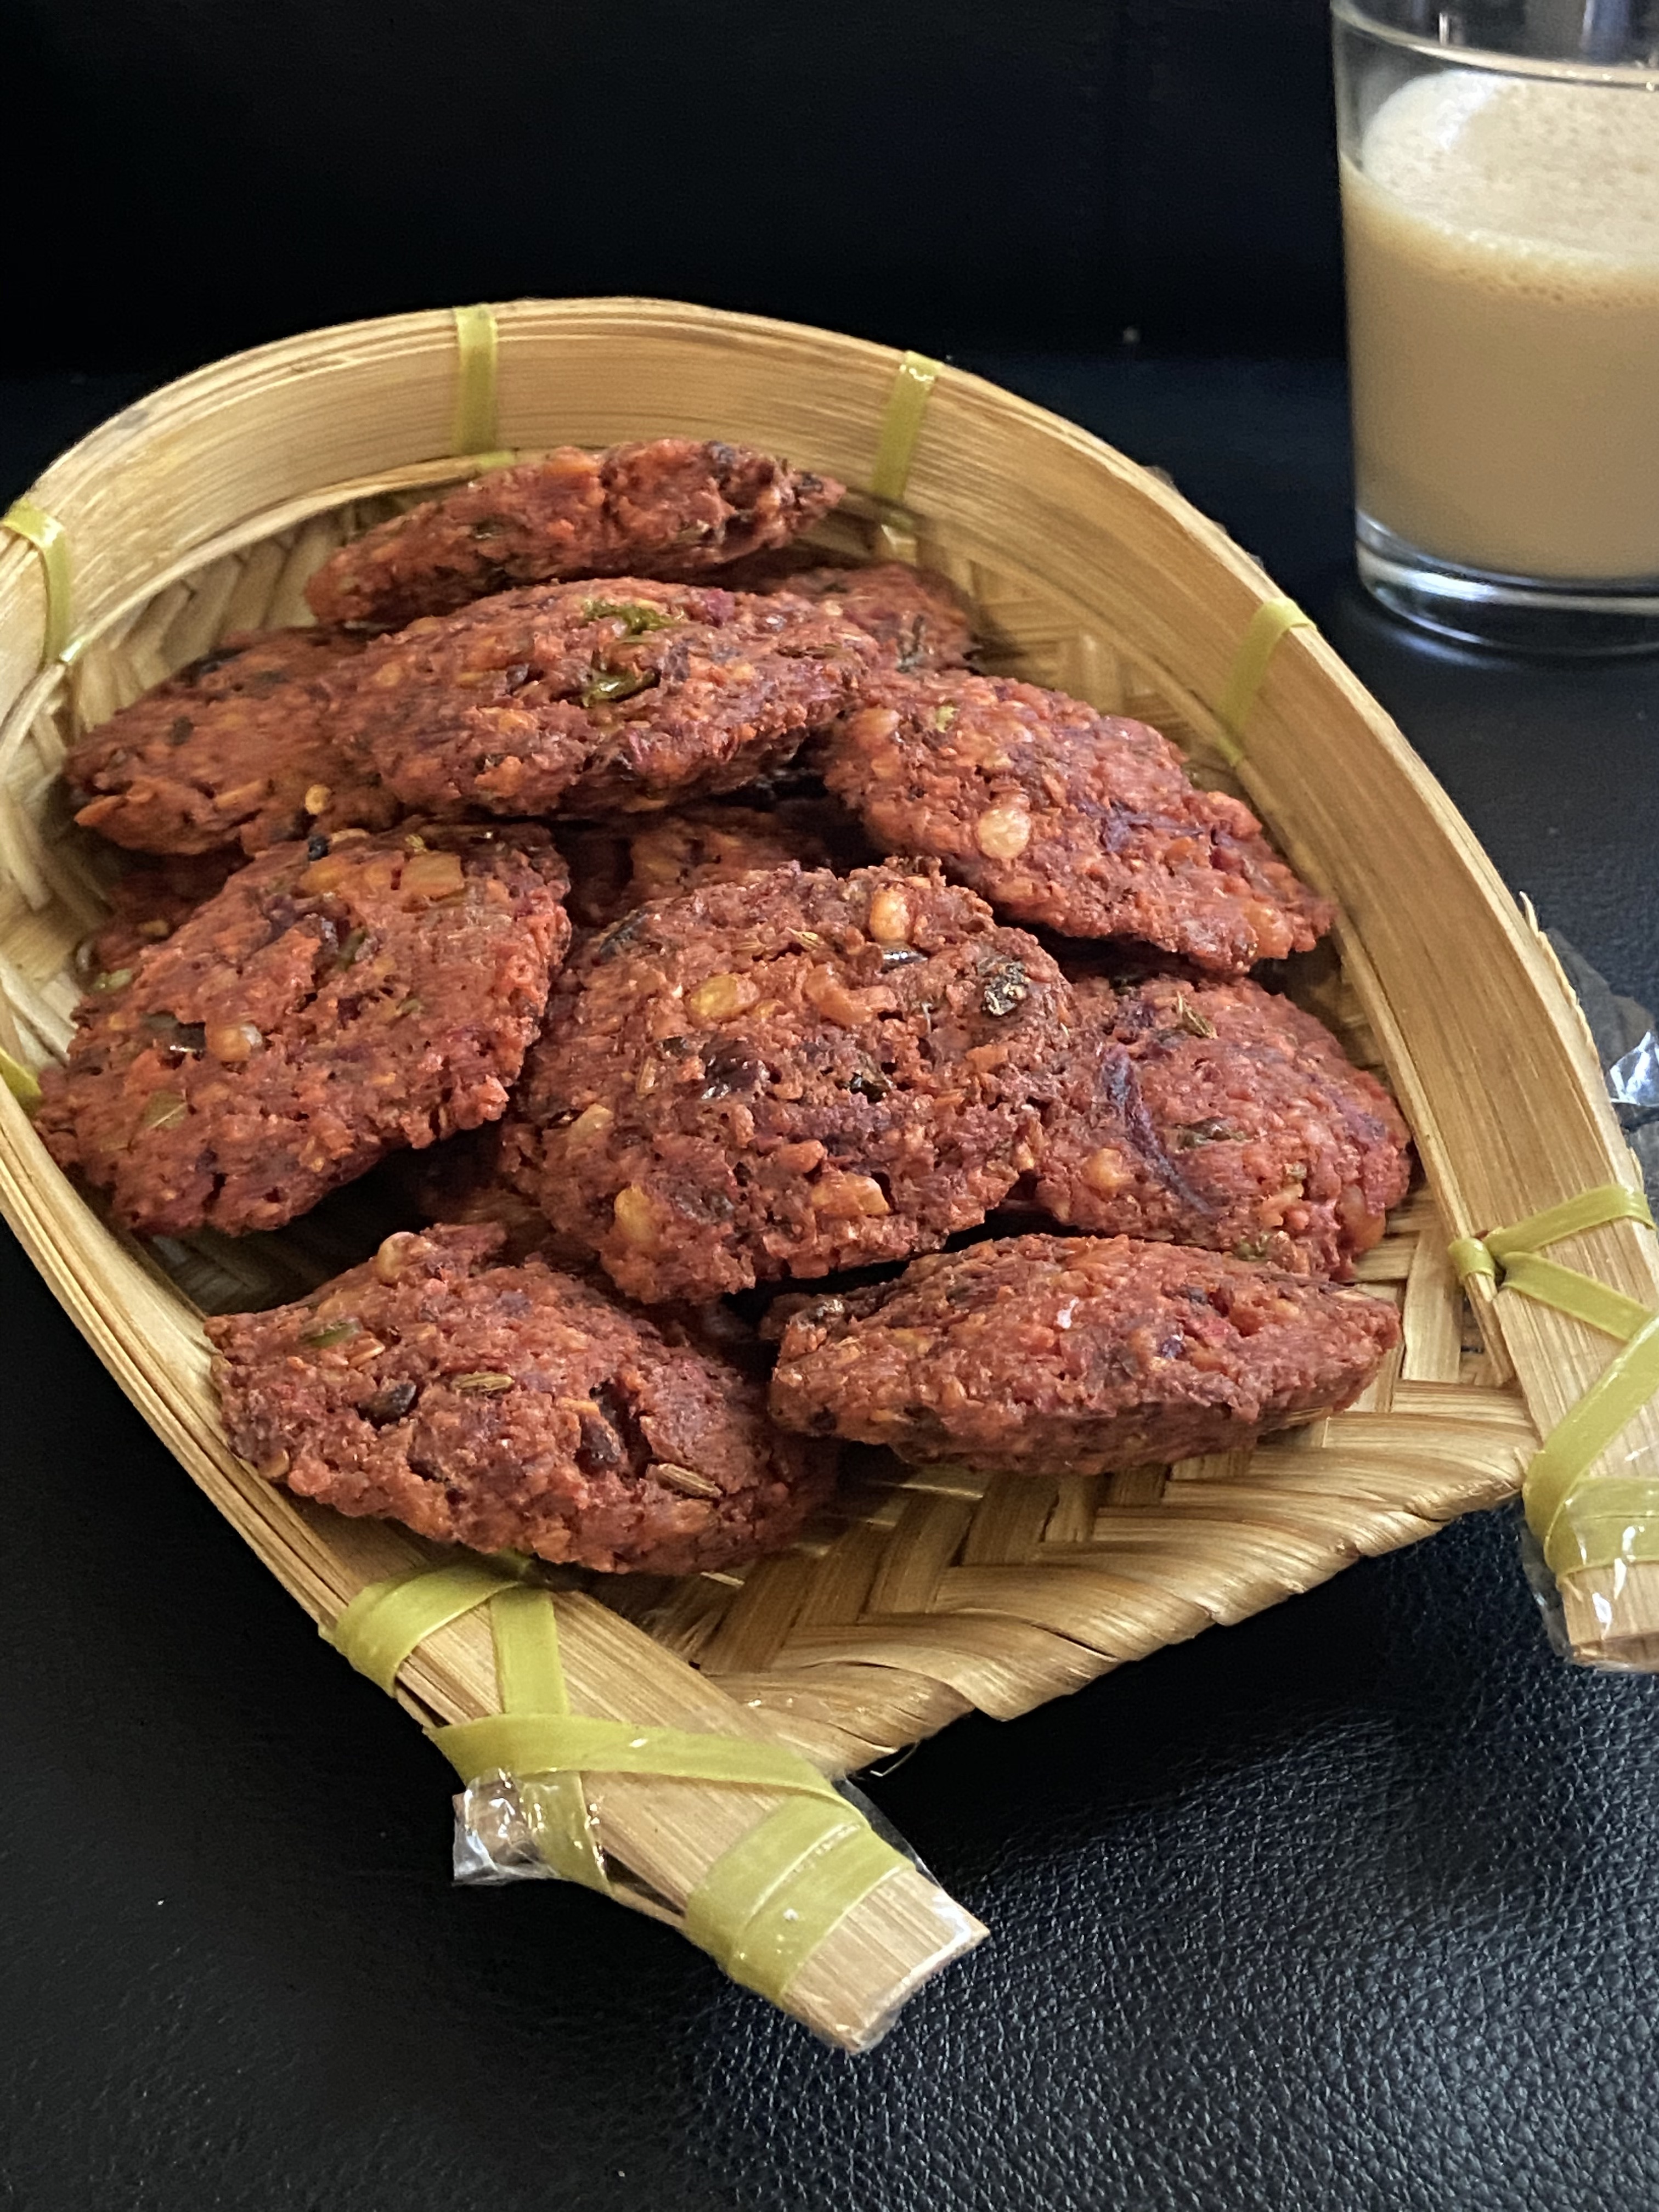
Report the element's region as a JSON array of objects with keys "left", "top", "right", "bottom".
[{"left": 1335, "top": 0, "right": 1659, "bottom": 652}]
